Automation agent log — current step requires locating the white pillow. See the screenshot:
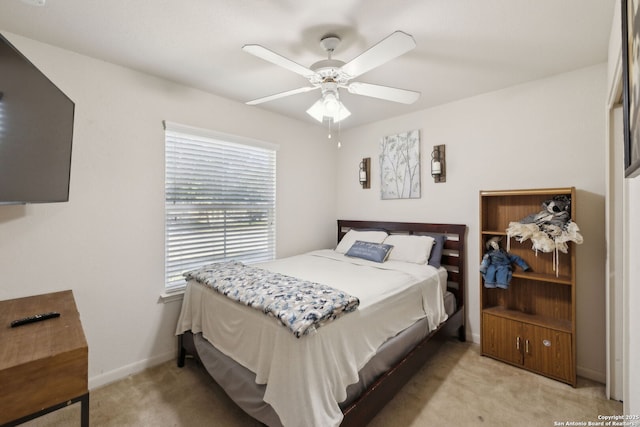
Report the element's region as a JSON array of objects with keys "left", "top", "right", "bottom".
[
  {"left": 384, "top": 234, "right": 435, "bottom": 264},
  {"left": 336, "top": 229, "right": 388, "bottom": 253}
]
